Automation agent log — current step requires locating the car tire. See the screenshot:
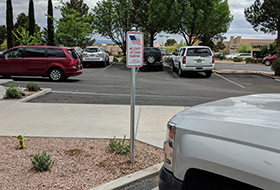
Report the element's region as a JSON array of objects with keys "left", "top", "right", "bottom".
[
  {"left": 83, "top": 62, "right": 87, "bottom": 68},
  {"left": 49, "top": 68, "right": 64, "bottom": 81},
  {"left": 205, "top": 71, "right": 212, "bottom": 78},
  {"left": 139, "top": 67, "right": 144, "bottom": 71},
  {"left": 264, "top": 60, "right": 271, "bottom": 66},
  {"left": 103, "top": 60, "right": 107, "bottom": 67},
  {"left": 178, "top": 64, "right": 184, "bottom": 77}
]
